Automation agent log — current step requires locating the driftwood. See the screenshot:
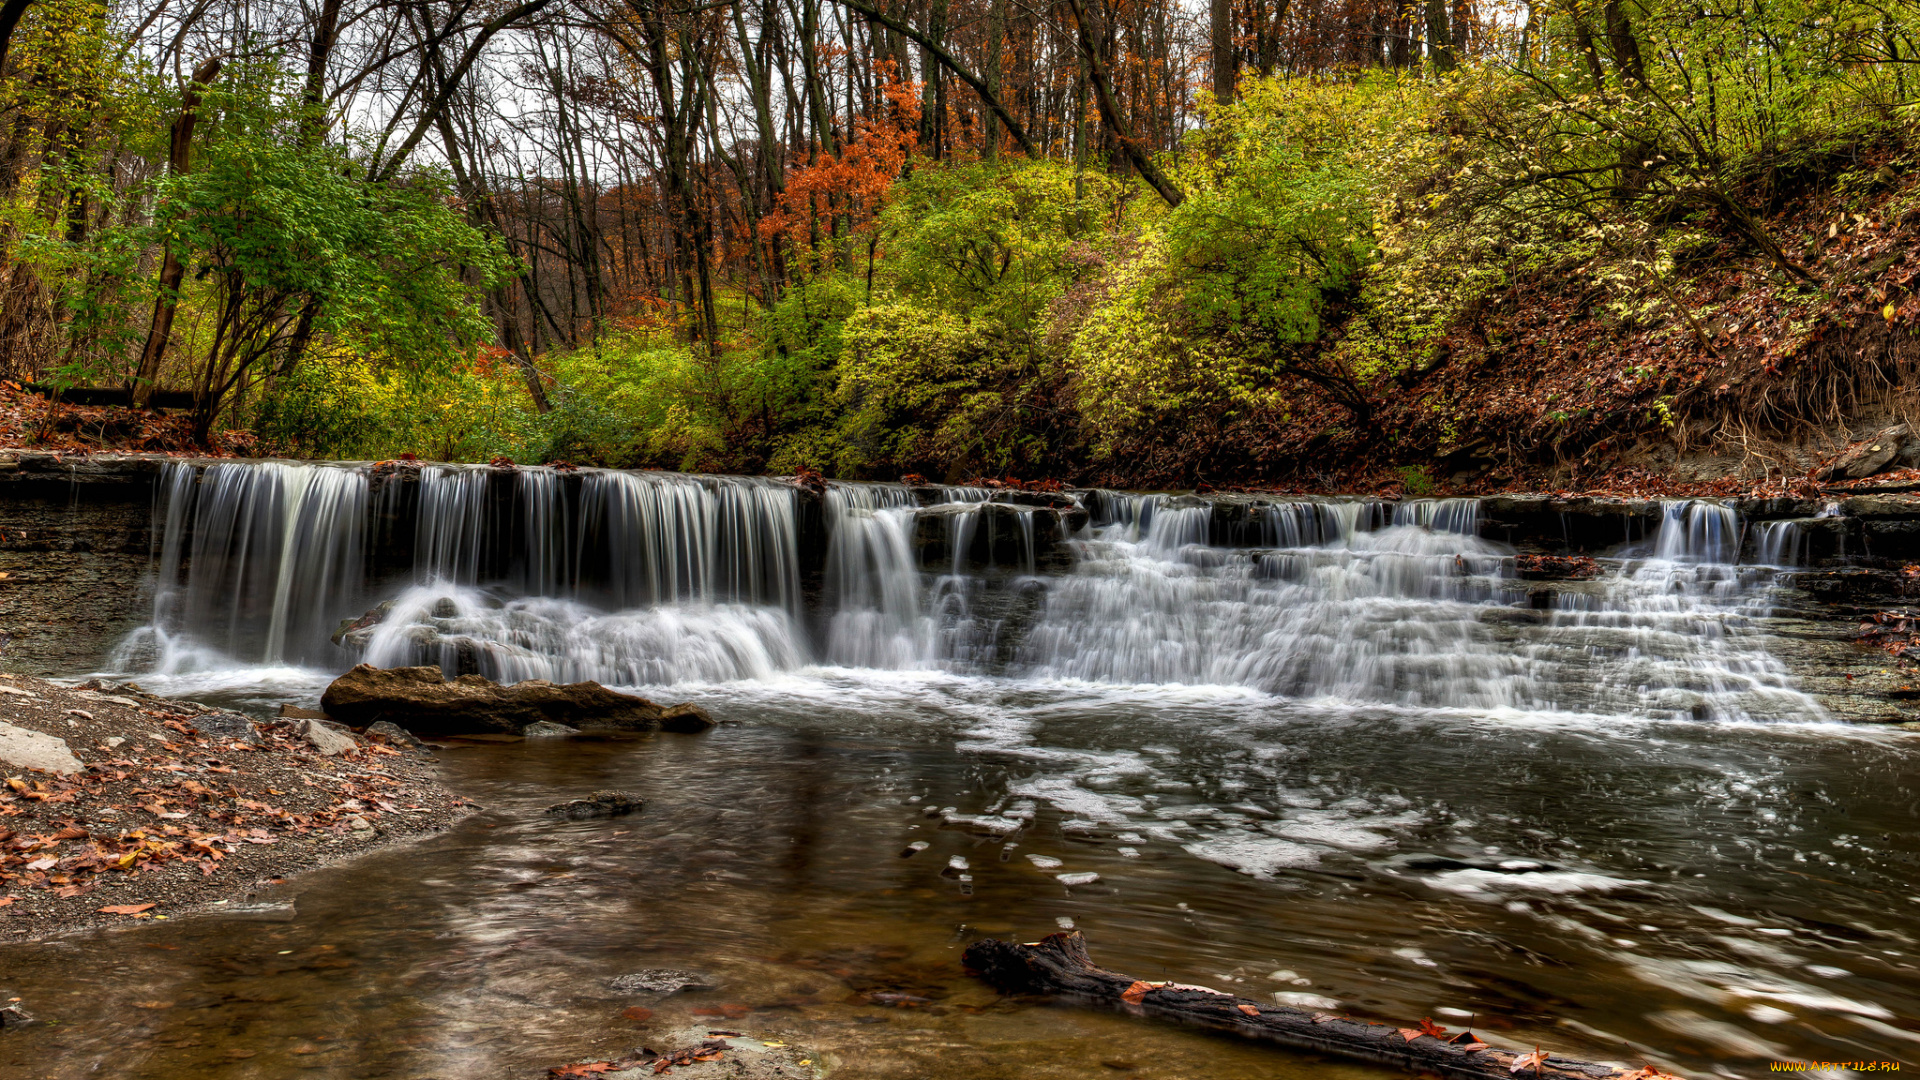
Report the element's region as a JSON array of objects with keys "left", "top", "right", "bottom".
[{"left": 963, "top": 933, "right": 1651, "bottom": 1080}]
